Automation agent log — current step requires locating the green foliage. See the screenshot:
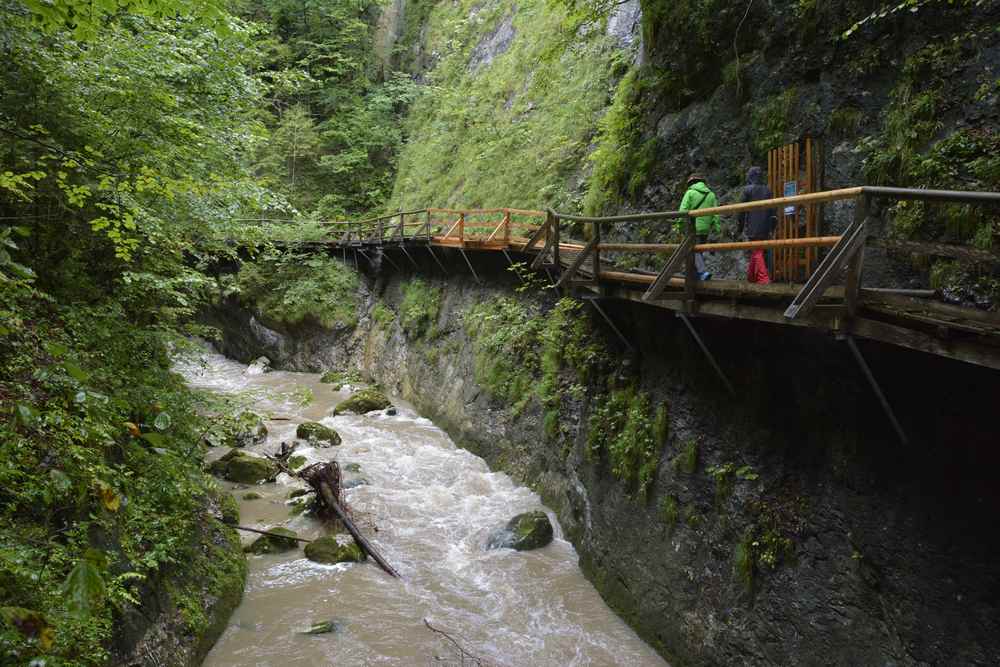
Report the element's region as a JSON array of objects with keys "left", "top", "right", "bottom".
[
  {"left": 465, "top": 296, "right": 604, "bottom": 420},
  {"left": 587, "top": 386, "right": 663, "bottom": 500},
  {"left": 372, "top": 301, "right": 396, "bottom": 329},
  {"left": 659, "top": 495, "right": 679, "bottom": 529},
  {"left": 400, "top": 279, "right": 442, "bottom": 338},
  {"left": 583, "top": 66, "right": 662, "bottom": 215},
  {"left": 236, "top": 252, "right": 359, "bottom": 330},
  {"left": 0, "top": 286, "right": 232, "bottom": 664},
  {"left": 841, "top": 0, "right": 975, "bottom": 39},
  {"left": 750, "top": 88, "right": 799, "bottom": 156},
  {"left": 390, "top": 0, "right": 623, "bottom": 211},
  {"left": 828, "top": 107, "right": 864, "bottom": 137},
  {"left": 706, "top": 462, "right": 759, "bottom": 504},
  {"left": 674, "top": 439, "right": 699, "bottom": 474},
  {"left": 248, "top": 0, "right": 418, "bottom": 218}
]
